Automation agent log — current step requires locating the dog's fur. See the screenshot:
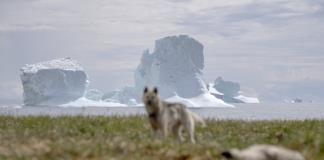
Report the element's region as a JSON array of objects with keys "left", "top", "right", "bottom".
[
  {"left": 142, "top": 87, "right": 205, "bottom": 143},
  {"left": 221, "top": 144, "right": 304, "bottom": 160}
]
